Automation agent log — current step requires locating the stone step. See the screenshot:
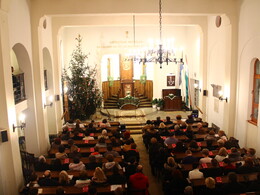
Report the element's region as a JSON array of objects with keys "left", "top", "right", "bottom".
[{"left": 127, "top": 129, "right": 143, "bottom": 134}]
